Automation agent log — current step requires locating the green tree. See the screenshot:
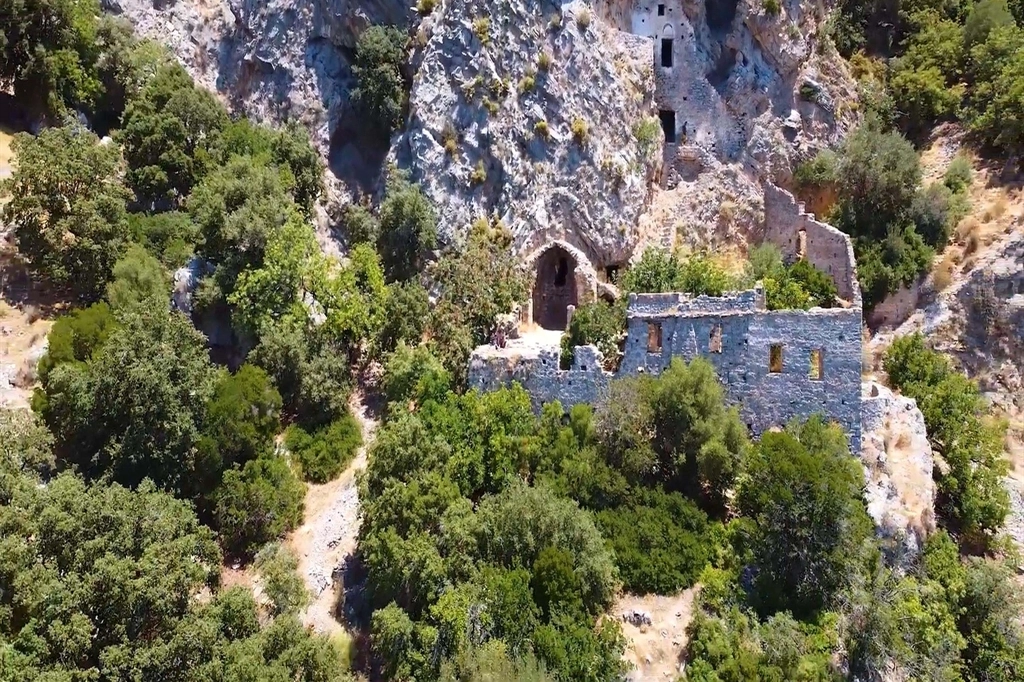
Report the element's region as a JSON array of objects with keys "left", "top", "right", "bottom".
[
  {"left": 737, "top": 418, "right": 873, "bottom": 618},
  {"left": 0, "top": 0, "right": 101, "bottom": 114},
  {"left": 35, "top": 301, "right": 118, "bottom": 385},
  {"left": 214, "top": 454, "right": 305, "bottom": 557},
  {"left": 377, "top": 172, "right": 438, "bottom": 282},
  {"left": 381, "top": 342, "right": 451, "bottom": 411},
  {"left": 105, "top": 243, "right": 169, "bottom": 312},
  {"left": 964, "top": 0, "right": 1016, "bottom": 49},
  {"left": 127, "top": 210, "right": 199, "bottom": 267},
  {"left": 621, "top": 248, "right": 735, "bottom": 296},
  {"left": 38, "top": 309, "right": 218, "bottom": 498},
  {"left": 377, "top": 279, "right": 430, "bottom": 355},
  {"left": 119, "top": 63, "right": 229, "bottom": 205},
  {"left": 2, "top": 126, "right": 131, "bottom": 300},
  {"left": 560, "top": 299, "right": 626, "bottom": 370},
  {"left": 888, "top": 16, "right": 966, "bottom": 136},
  {"left": 352, "top": 26, "right": 408, "bottom": 136},
  {"left": 0, "top": 409, "right": 54, "bottom": 479},
  {"left": 202, "top": 364, "right": 282, "bottom": 472}
]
